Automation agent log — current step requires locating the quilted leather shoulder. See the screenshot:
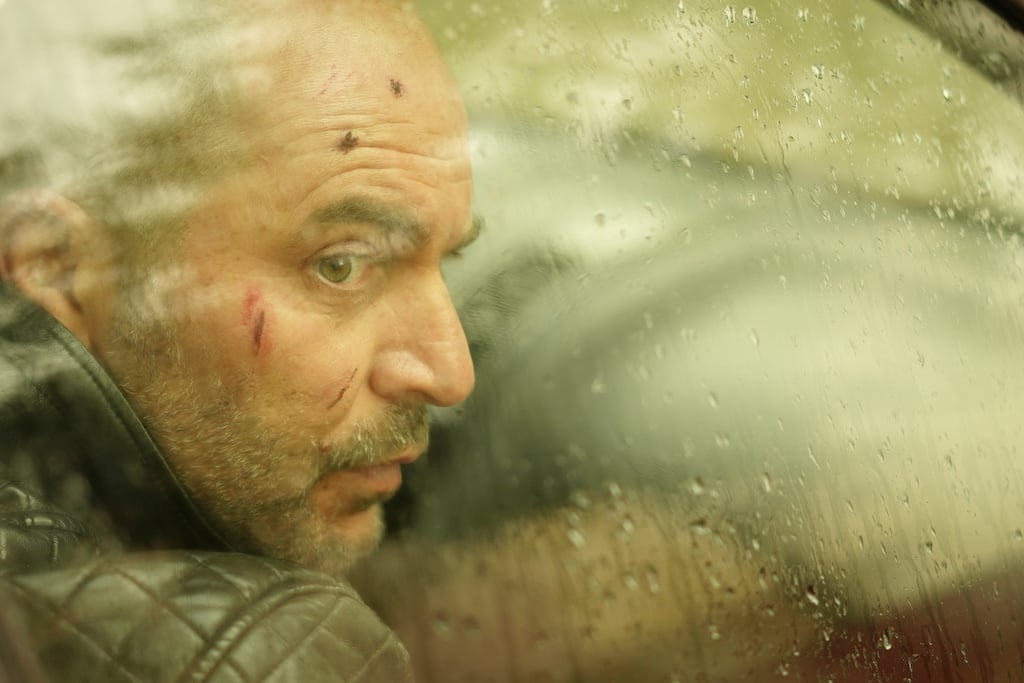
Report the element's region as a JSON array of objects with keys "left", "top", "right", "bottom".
[
  {"left": 1, "top": 551, "right": 412, "bottom": 683},
  {"left": 0, "top": 482, "right": 98, "bottom": 574}
]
